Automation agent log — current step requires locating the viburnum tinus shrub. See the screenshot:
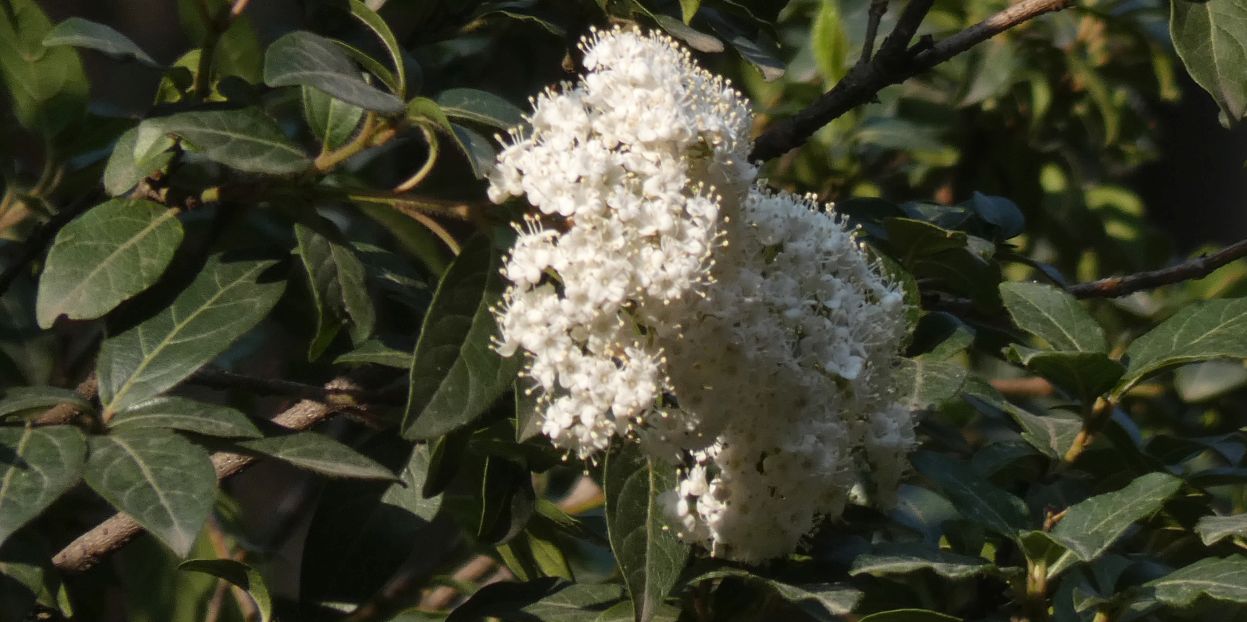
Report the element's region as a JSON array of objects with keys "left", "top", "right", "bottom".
[{"left": 6, "top": 1, "right": 1247, "bottom": 621}]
